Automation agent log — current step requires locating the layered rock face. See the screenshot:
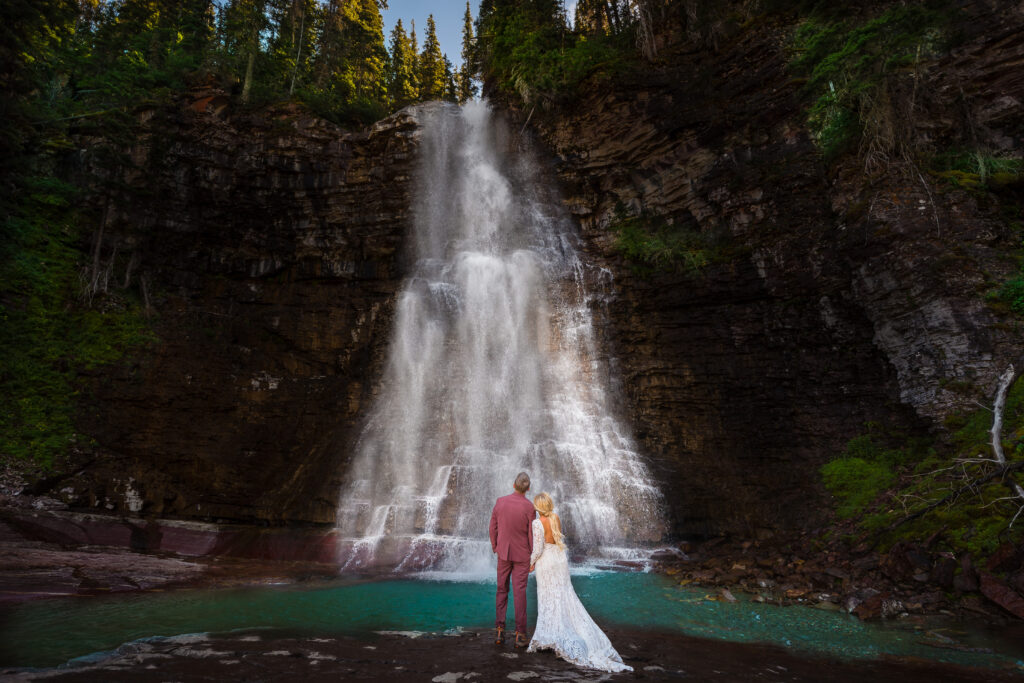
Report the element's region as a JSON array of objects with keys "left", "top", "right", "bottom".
[
  {"left": 63, "top": 99, "right": 419, "bottom": 525},
  {"left": 39, "top": 3, "right": 1023, "bottom": 545},
  {"left": 527, "top": 3, "right": 1024, "bottom": 537}
]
